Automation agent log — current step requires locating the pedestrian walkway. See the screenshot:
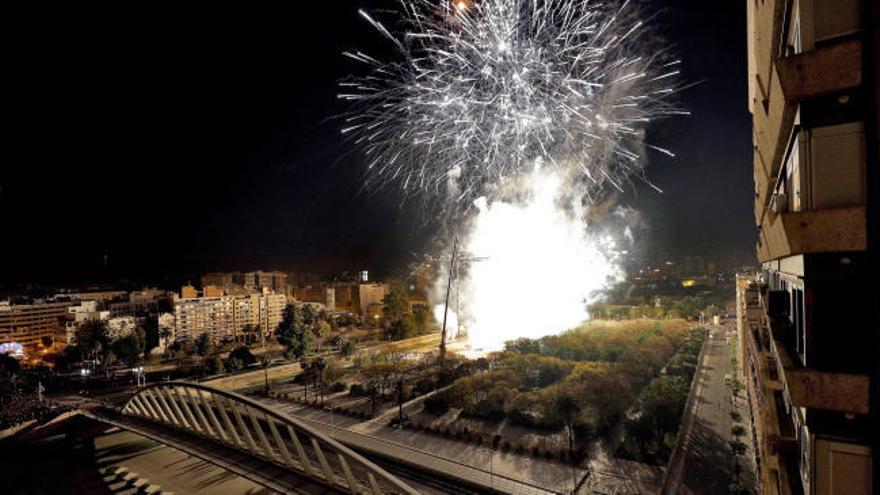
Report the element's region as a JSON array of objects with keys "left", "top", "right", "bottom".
[{"left": 258, "top": 396, "right": 566, "bottom": 494}]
